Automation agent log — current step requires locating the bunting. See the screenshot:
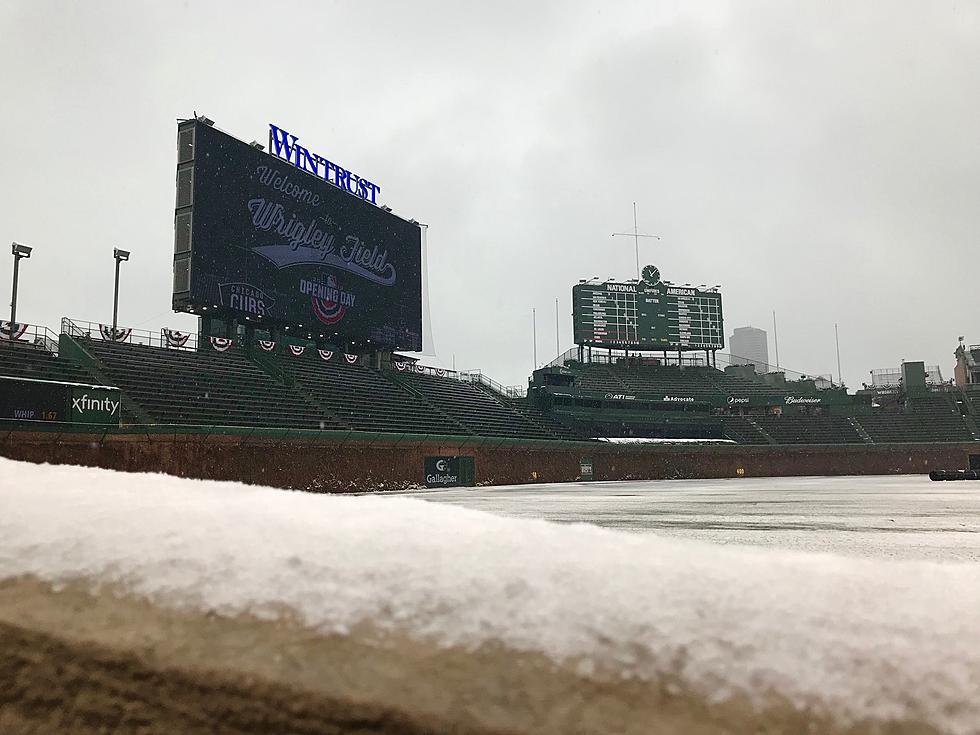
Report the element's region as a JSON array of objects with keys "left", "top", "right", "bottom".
[
  {"left": 258, "top": 340, "right": 276, "bottom": 352},
  {"left": 99, "top": 324, "right": 132, "bottom": 342},
  {"left": 288, "top": 344, "right": 306, "bottom": 357},
  {"left": 318, "top": 349, "right": 333, "bottom": 361},
  {"left": 209, "top": 336, "right": 234, "bottom": 352},
  {"left": 0, "top": 321, "right": 27, "bottom": 341},
  {"left": 162, "top": 328, "right": 189, "bottom": 348}
]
